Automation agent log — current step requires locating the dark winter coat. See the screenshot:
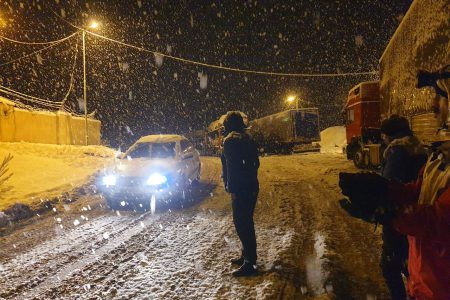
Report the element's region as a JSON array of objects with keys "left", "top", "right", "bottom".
[
  {"left": 381, "top": 135, "right": 427, "bottom": 183},
  {"left": 221, "top": 131, "right": 259, "bottom": 194},
  {"left": 380, "top": 135, "right": 427, "bottom": 298}
]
